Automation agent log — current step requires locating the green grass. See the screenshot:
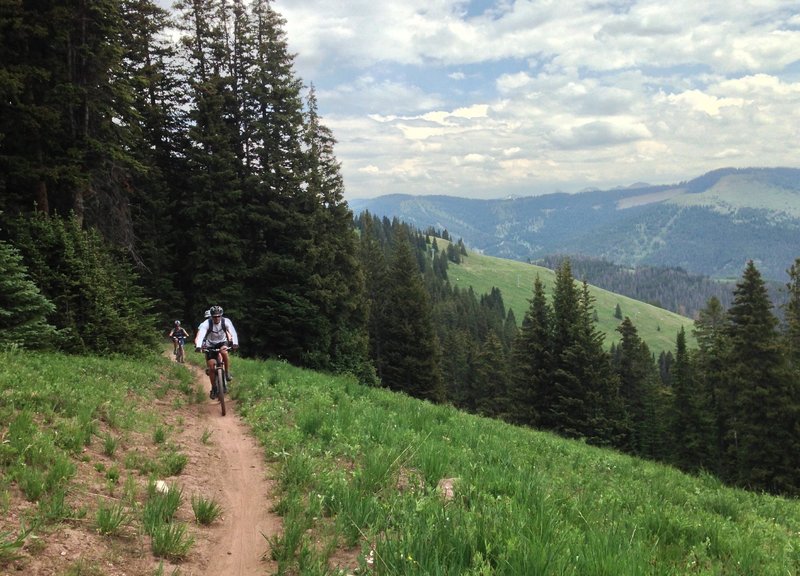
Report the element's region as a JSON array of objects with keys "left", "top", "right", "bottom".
[
  {"left": 231, "top": 355, "right": 800, "bottom": 575},
  {"left": 94, "top": 500, "right": 129, "bottom": 535},
  {"left": 191, "top": 494, "right": 223, "bottom": 525},
  {"left": 0, "top": 347, "right": 196, "bottom": 569},
  {"left": 446, "top": 245, "right": 695, "bottom": 357},
  {"left": 3, "top": 346, "right": 799, "bottom": 575}
]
